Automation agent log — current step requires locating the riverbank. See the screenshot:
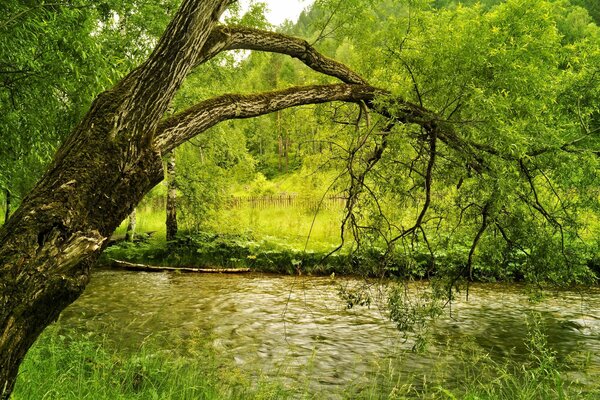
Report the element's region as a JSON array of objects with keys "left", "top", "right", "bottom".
[
  {"left": 15, "top": 323, "right": 600, "bottom": 399},
  {"left": 101, "top": 230, "right": 600, "bottom": 283},
  {"left": 102, "top": 231, "right": 358, "bottom": 276}
]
